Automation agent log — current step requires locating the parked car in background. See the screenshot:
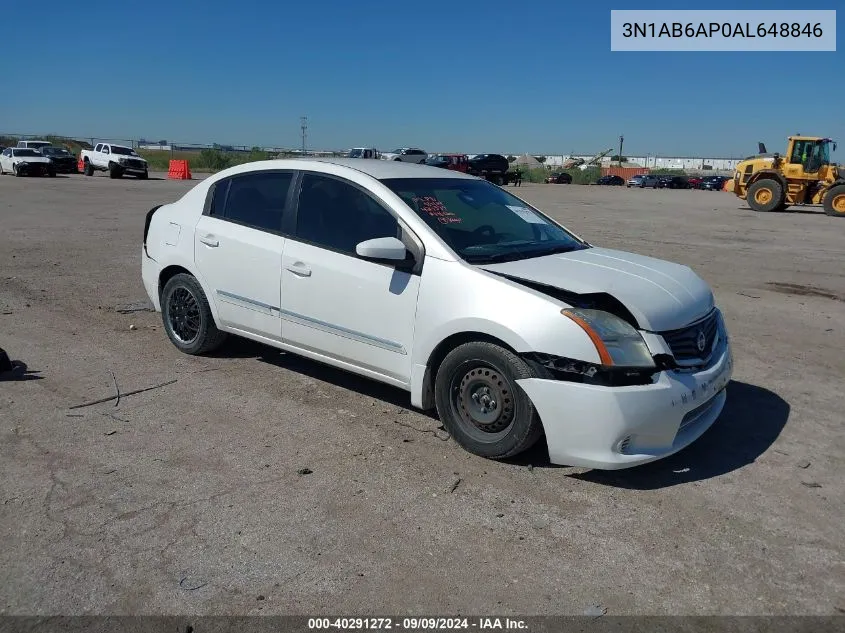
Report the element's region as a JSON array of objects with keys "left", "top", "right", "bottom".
[
  {"left": 80, "top": 143, "right": 148, "bottom": 179},
  {"left": 16, "top": 140, "right": 53, "bottom": 152},
  {"left": 348, "top": 147, "right": 380, "bottom": 159},
  {"left": 658, "top": 175, "right": 691, "bottom": 189},
  {"left": 380, "top": 148, "right": 428, "bottom": 163},
  {"left": 0, "top": 147, "right": 55, "bottom": 177},
  {"left": 40, "top": 146, "right": 78, "bottom": 173},
  {"left": 425, "top": 154, "right": 469, "bottom": 173},
  {"left": 688, "top": 176, "right": 704, "bottom": 189},
  {"left": 596, "top": 175, "right": 625, "bottom": 186},
  {"left": 467, "top": 154, "right": 512, "bottom": 185},
  {"left": 142, "top": 157, "right": 733, "bottom": 470},
  {"left": 546, "top": 172, "right": 573, "bottom": 184},
  {"left": 627, "top": 174, "right": 660, "bottom": 188},
  {"left": 700, "top": 176, "right": 729, "bottom": 191}
]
